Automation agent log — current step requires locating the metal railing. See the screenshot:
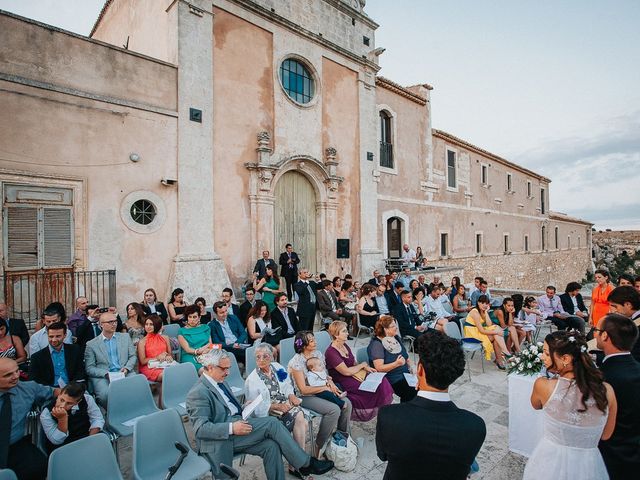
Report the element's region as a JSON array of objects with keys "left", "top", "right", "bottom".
[
  {"left": 1, "top": 270, "right": 116, "bottom": 329},
  {"left": 380, "top": 141, "right": 394, "bottom": 169}
]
